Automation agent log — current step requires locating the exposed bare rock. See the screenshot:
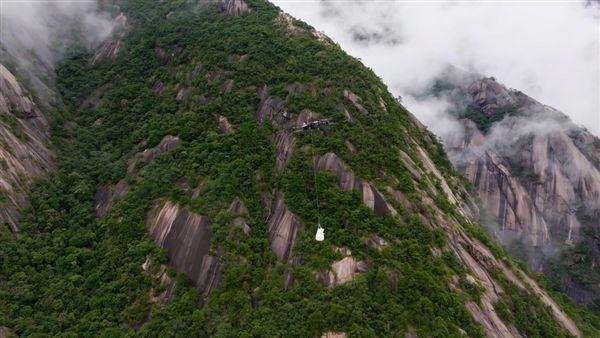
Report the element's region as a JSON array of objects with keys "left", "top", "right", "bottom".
[
  {"left": 366, "top": 234, "right": 388, "bottom": 250},
  {"left": 0, "top": 326, "right": 11, "bottom": 338},
  {"left": 93, "top": 186, "right": 112, "bottom": 218},
  {"left": 334, "top": 103, "right": 354, "bottom": 122},
  {"left": 222, "top": 79, "right": 233, "bottom": 93},
  {"left": 175, "top": 84, "right": 194, "bottom": 102},
  {"left": 152, "top": 81, "right": 165, "bottom": 95},
  {"left": 322, "top": 88, "right": 331, "bottom": 99},
  {"left": 404, "top": 327, "right": 417, "bottom": 338},
  {"left": 465, "top": 300, "right": 514, "bottom": 338},
  {"left": 344, "top": 140, "right": 356, "bottom": 155},
  {"left": 192, "top": 183, "right": 207, "bottom": 200},
  {"left": 467, "top": 78, "right": 517, "bottom": 115},
  {"left": 272, "top": 131, "right": 295, "bottom": 174},
  {"left": 89, "top": 40, "right": 123, "bottom": 66},
  {"left": 311, "top": 29, "right": 332, "bottom": 45},
  {"left": 142, "top": 136, "right": 181, "bottom": 164},
  {"left": 0, "top": 64, "right": 55, "bottom": 231},
  {"left": 343, "top": 89, "right": 368, "bottom": 115},
  {"left": 219, "top": 0, "right": 250, "bottom": 17},
  {"left": 146, "top": 200, "right": 222, "bottom": 298},
  {"left": 155, "top": 47, "right": 170, "bottom": 65},
  {"left": 385, "top": 186, "right": 413, "bottom": 211},
  {"left": 227, "top": 54, "right": 247, "bottom": 62},
  {"left": 430, "top": 247, "right": 441, "bottom": 258},
  {"left": 314, "top": 153, "right": 397, "bottom": 217},
  {"left": 189, "top": 64, "right": 203, "bottom": 80},
  {"left": 319, "top": 247, "right": 368, "bottom": 288},
  {"left": 212, "top": 113, "right": 233, "bottom": 134},
  {"left": 266, "top": 192, "right": 301, "bottom": 262},
  {"left": 448, "top": 115, "right": 600, "bottom": 250},
  {"left": 175, "top": 178, "right": 189, "bottom": 189},
  {"left": 229, "top": 197, "right": 250, "bottom": 235},
  {"left": 398, "top": 151, "right": 422, "bottom": 182},
  {"left": 447, "top": 228, "right": 581, "bottom": 337},
  {"left": 285, "top": 82, "right": 314, "bottom": 95},
  {"left": 114, "top": 179, "right": 129, "bottom": 199},
  {"left": 206, "top": 70, "right": 228, "bottom": 82},
  {"left": 188, "top": 96, "right": 210, "bottom": 110},
  {"left": 142, "top": 255, "right": 176, "bottom": 304},
  {"left": 321, "top": 332, "right": 346, "bottom": 338},
  {"left": 255, "top": 86, "right": 285, "bottom": 124},
  {"left": 166, "top": 11, "right": 174, "bottom": 19},
  {"left": 406, "top": 111, "right": 425, "bottom": 131},
  {"left": 274, "top": 12, "right": 306, "bottom": 37}
]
